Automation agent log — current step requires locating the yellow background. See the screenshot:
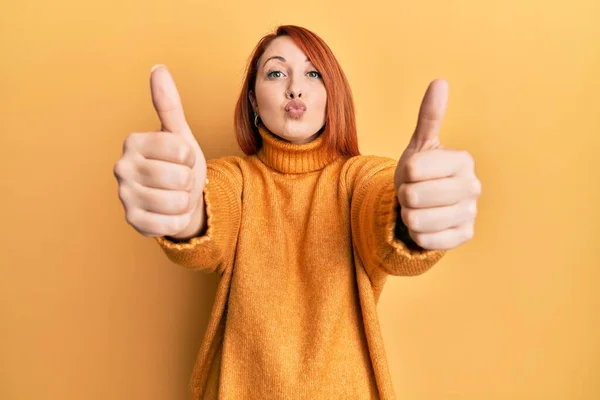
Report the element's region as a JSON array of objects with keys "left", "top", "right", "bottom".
[{"left": 1, "top": 0, "right": 599, "bottom": 399}]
